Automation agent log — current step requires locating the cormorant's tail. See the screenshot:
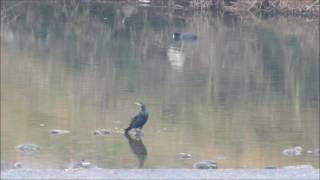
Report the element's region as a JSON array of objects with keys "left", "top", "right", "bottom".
[{"left": 124, "top": 126, "right": 131, "bottom": 134}]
